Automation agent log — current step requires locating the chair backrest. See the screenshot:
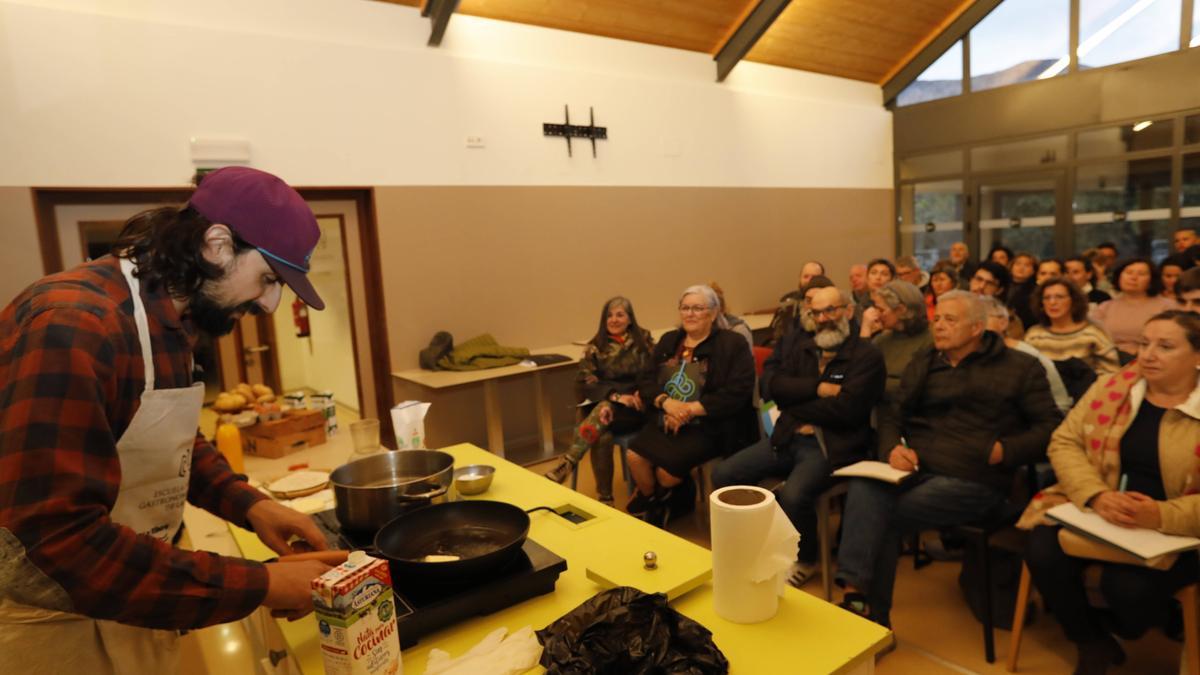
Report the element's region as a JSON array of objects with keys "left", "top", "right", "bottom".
[{"left": 752, "top": 346, "right": 772, "bottom": 377}]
